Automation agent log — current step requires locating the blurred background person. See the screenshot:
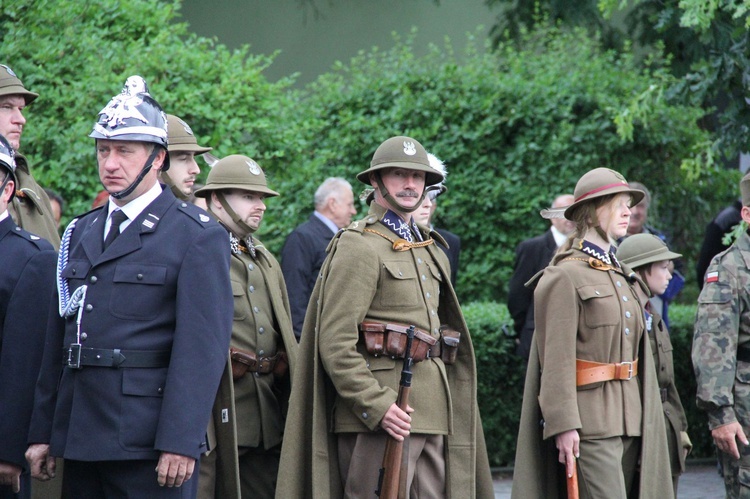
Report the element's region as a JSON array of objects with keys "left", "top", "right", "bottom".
[
  {"left": 280, "top": 177, "right": 355, "bottom": 338},
  {"left": 507, "top": 193, "right": 575, "bottom": 359}
]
